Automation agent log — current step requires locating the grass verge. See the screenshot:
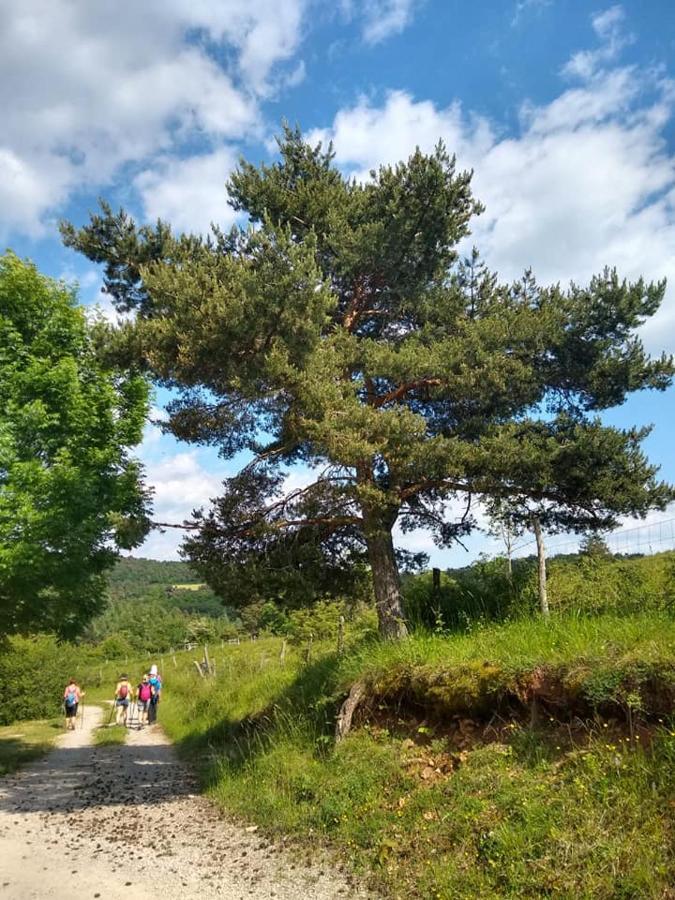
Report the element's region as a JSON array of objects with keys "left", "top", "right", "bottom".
[
  {"left": 92, "top": 723, "right": 128, "bottom": 747},
  {"left": 159, "top": 613, "right": 674, "bottom": 899},
  {"left": 0, "top": 718, "right": 62, "bottom": 776}
]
